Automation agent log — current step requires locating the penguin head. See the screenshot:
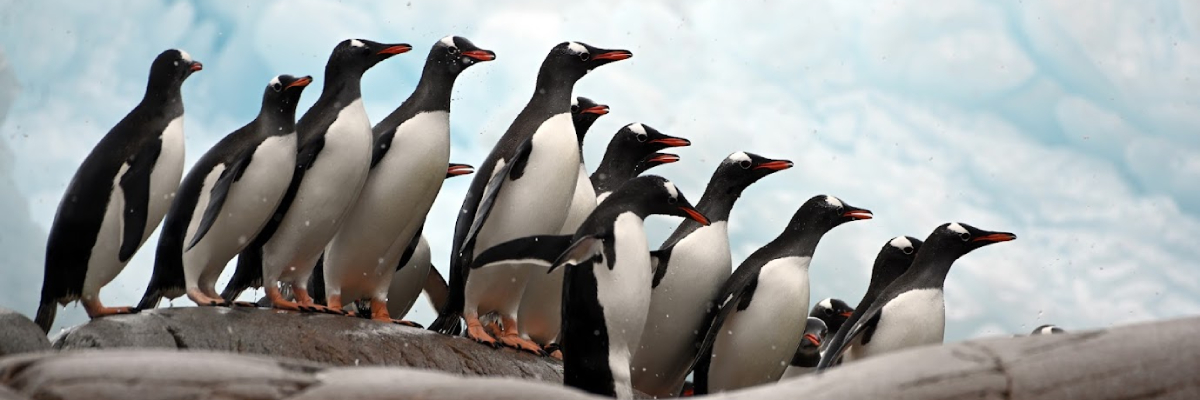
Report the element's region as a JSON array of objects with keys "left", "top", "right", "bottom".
[
  {"left": 798, "top": 317, "right": 828, "bottom": 352},
  {"left": 431, "top": 36, "right": 496, "bottom": 76},
  {"left": 445, "top": 163, "right": 475, "bottom": 179},
  {"left": 713, "top": 152, "right": 793, "bottom": 196},
  {"left": 540, "top": 41, "right": 632, "bottom": 84},
  {"left": 149, "top": 49, "right": 202, "bottom": 87},
  {"left": 933, "top": 222, "right": 1017, "bottom": 255},
  {"left": 620, "top": 175, "right": 709, "bottom": 225},
  {"left": 571, "top": 96, "right": 609, "bottom": 137},
  {"left": 809, "top": 298, "right": 854, "bottom": 334},
  {"left": 329, "top": 39, "right": 412, "bottom": 75},
  {"left": 633, "top": 153, "right": 681, "bottom": 175},
  {"left": 262, "top": 74, "right": 313, "bottom": 110},
  {"left": 788, "top": 195, "right": 873, "bottom": 233},
  {"left": 1031, "top": 324, "right": 1065, "bottom": 335},
  {"left": 612, "top": 123, "right": 691, "bottom": 156}
]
